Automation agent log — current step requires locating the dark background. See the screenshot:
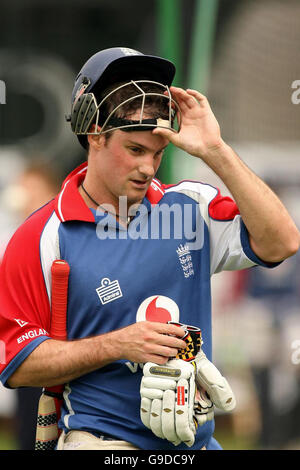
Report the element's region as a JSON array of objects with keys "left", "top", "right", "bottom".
[{"left": 0, "top": 0, "right": 241, "bottom": 173}]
